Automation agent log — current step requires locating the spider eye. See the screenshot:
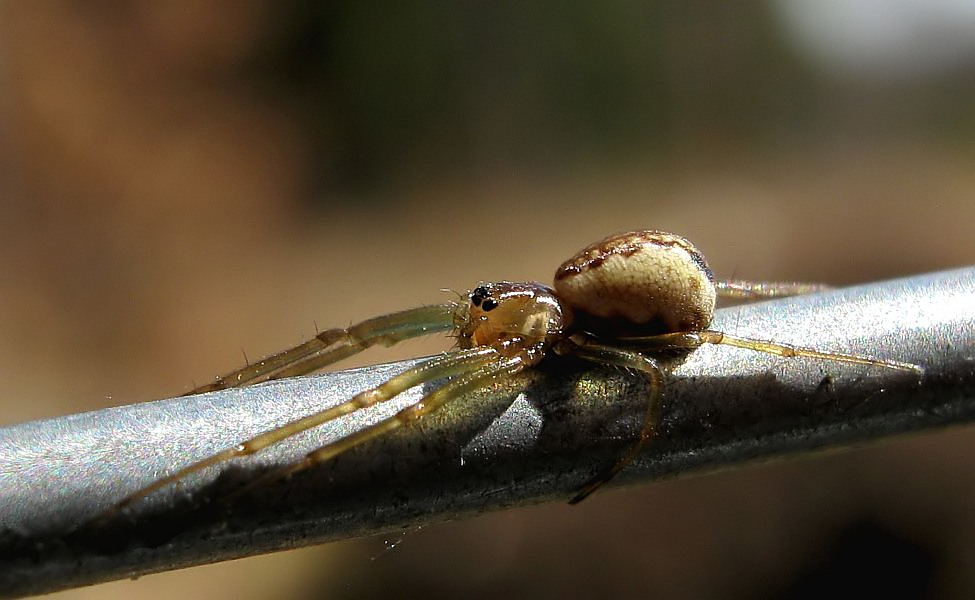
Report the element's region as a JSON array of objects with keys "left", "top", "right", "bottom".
[
  {"left": 471, "top": 286, "right": 489, "bottom": 306},
  {"left": 481, "top": 298, "right": 498, "bottom": 311}
]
